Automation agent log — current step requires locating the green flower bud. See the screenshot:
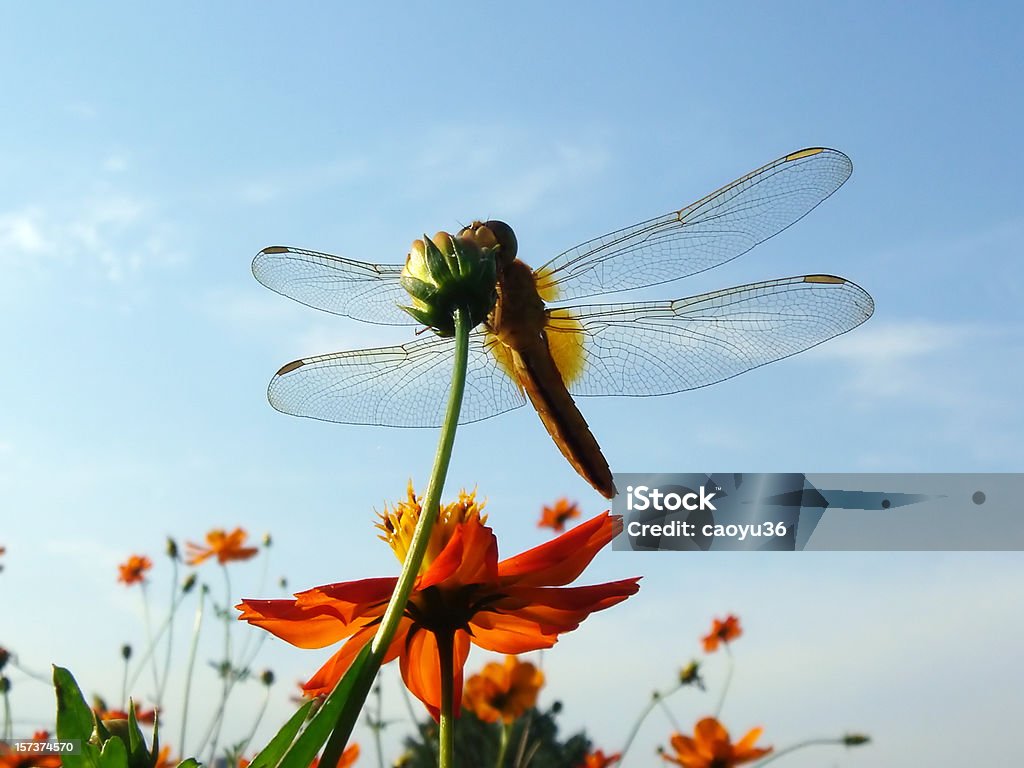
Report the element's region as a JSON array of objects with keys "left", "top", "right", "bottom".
[
  {"left": 399, "top": 228, "right": 499, "bottom": 337},
  {"left": 165, "top": 537, "right": 179, "bottom": 560},
  {"left": 121, "top": 644, "right": 132, "bottom": 661},
  {"left": 843, "top": 733, "right": 870, "bottom": 747},
  {"left": 260, "top": 668, "right": 275, "bottom": 686}
]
